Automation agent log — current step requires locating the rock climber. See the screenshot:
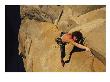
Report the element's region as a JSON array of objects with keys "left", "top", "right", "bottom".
[{"left": 55, "top": 31, "right": 91, "bottom": 67}]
